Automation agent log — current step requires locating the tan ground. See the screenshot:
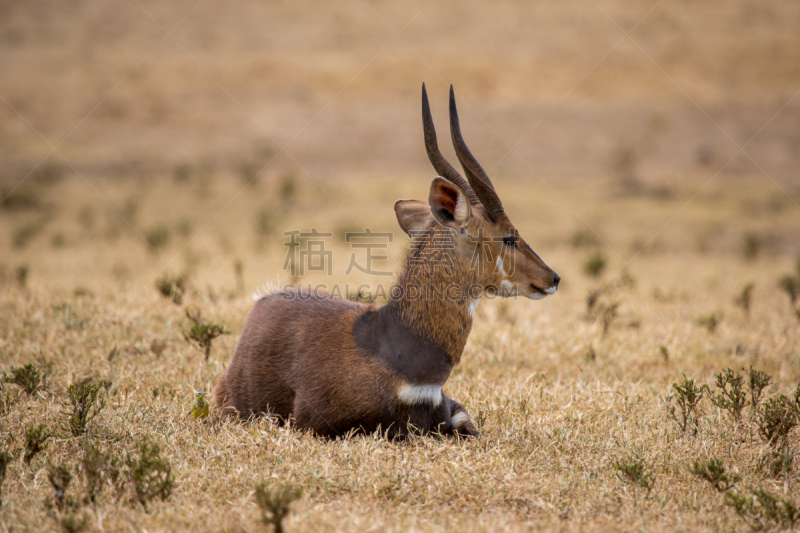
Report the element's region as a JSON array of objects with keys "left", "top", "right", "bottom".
[{"left": 1, "top": 0, "right": 800, "bottom": 531}]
